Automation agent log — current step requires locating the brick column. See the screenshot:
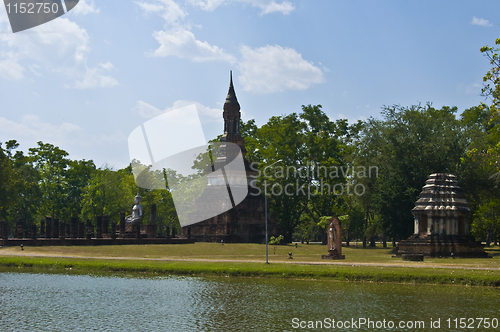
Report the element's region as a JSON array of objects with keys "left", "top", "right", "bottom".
[
  {"left": 1, "top": 220, "right": 8, "bottom": 239},
  {"left": 96, "top": 216, "right": 103, "bottom": 238},
  {"left": 78, "top": 222, "right": 84, "bottom": 238},
  {"left": 45, "top": 216, "right": 52, "bottom": 239},
  {"left": 70, "top": 217, "right": 78, "bottom": 239},
  {"left": 86, "top": 219, "right": 93, "bottom": 240},
  {"left": 30, "top": 223, "right": 36, "bottom": 240},
  {"left": 59, "top": 221, "right": 66, "bottom": 239},
  {"left": 53, "top": 219, "right": 59, "bottom": 239},
  {"left": 40, "top": 219, "right": 45, "bottom": 238},
  {"left": 111, "top": 222, "right": 117, "bottom": 240},
  {"left": 102, "top": 216, "right": 109, "bottom": 236},
  {"left": 15, "top": 219, "right": 23, "bottom": 239}
]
